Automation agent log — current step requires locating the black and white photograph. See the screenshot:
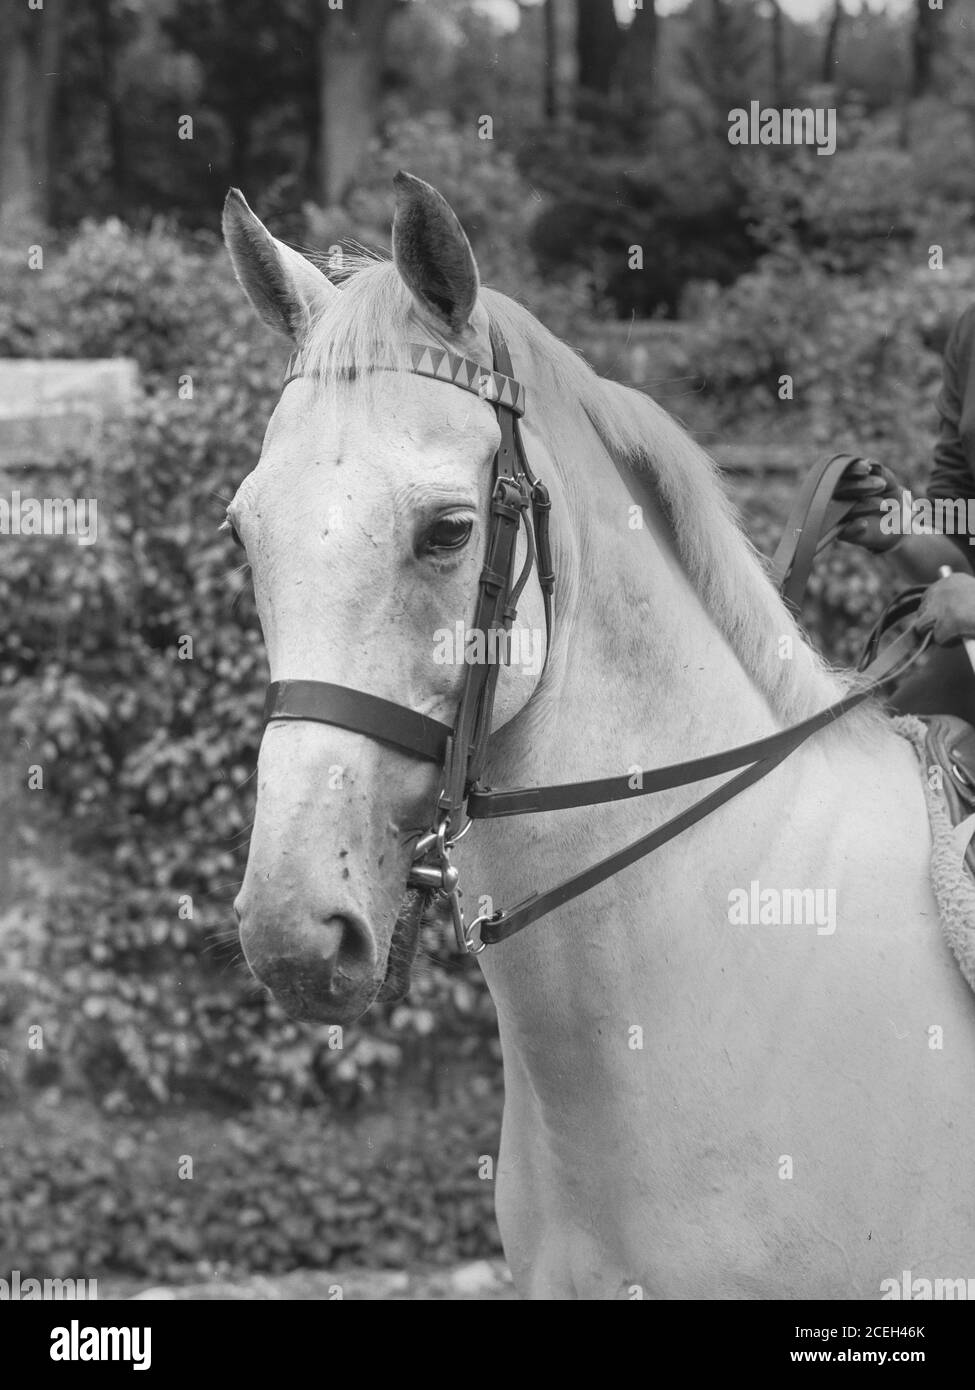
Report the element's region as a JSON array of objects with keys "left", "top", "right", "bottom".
[{"left": 2, "top": 0, "right": 975, "bottom": 1343}]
